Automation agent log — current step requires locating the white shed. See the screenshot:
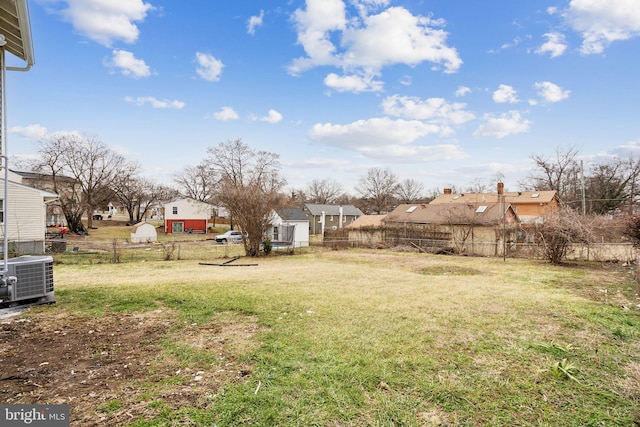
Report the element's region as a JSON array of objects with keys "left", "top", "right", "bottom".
[
  {"left": 131, "top": 222, "right": 157, "bottom": 243},
  {"left": 268, "top": 208, "right": 310, "bottom": 248},
  {"left": 0, "top": 179, "right": 58, "bottom": 255}
]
